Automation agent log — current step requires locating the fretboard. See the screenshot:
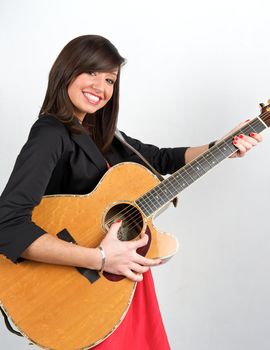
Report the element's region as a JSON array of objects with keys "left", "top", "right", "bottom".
[{"left": 135, "top": 117, "right": 267, "bottom": 217}]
